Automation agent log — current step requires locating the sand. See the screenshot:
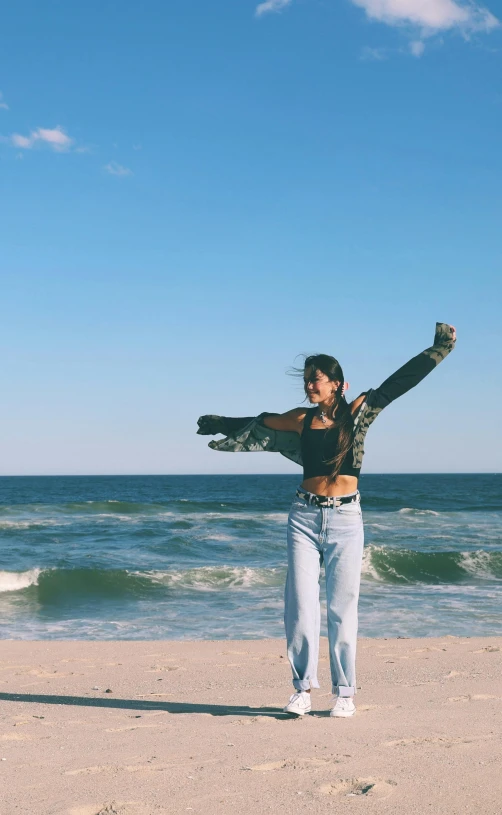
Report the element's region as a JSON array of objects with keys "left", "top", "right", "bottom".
[{"left": 1, "top": 636, "right": 502, "bottom": 814}]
